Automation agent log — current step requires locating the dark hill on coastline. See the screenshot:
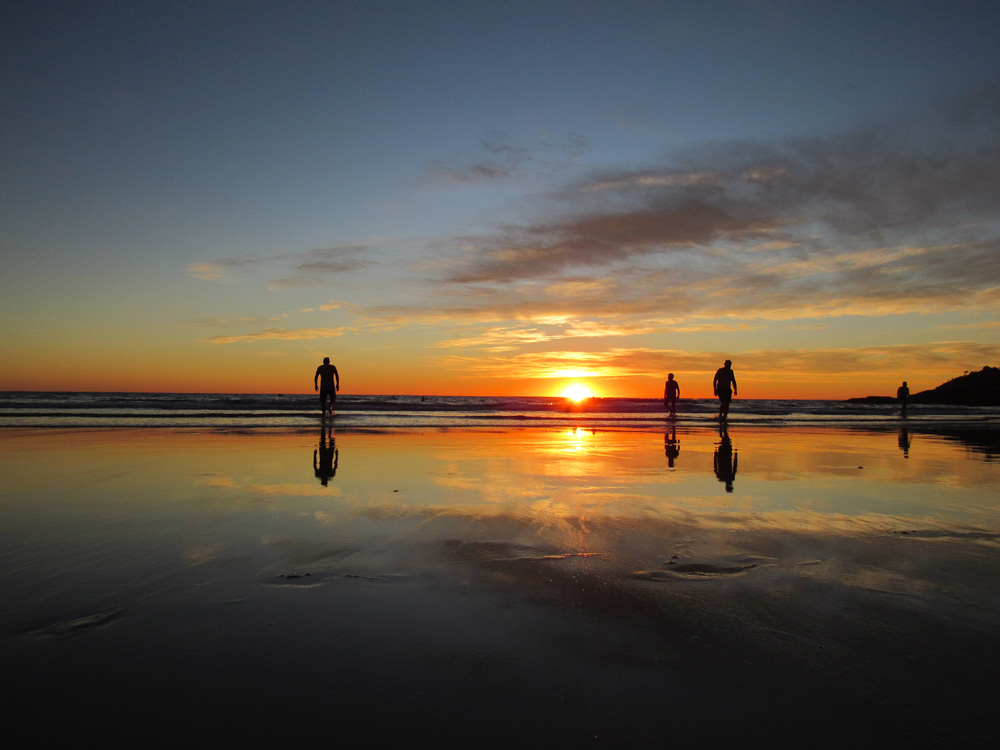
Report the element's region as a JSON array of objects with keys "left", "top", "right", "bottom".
[{"left": 847, "top": 366, "right": 1000, "bottom": 406}]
